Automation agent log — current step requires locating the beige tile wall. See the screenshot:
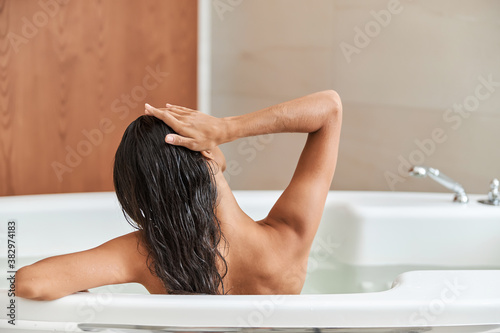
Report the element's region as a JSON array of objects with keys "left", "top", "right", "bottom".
[{"left": 211, "top": 0, "right": 500, "bottom": 194}]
